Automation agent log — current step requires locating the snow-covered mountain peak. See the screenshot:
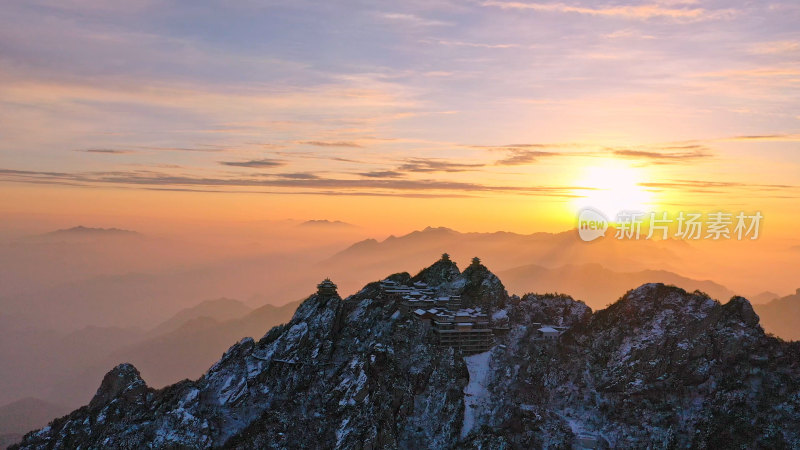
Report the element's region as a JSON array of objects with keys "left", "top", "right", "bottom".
[{"left": 13, "top": 263, "right": 800, "bottom": 449}]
